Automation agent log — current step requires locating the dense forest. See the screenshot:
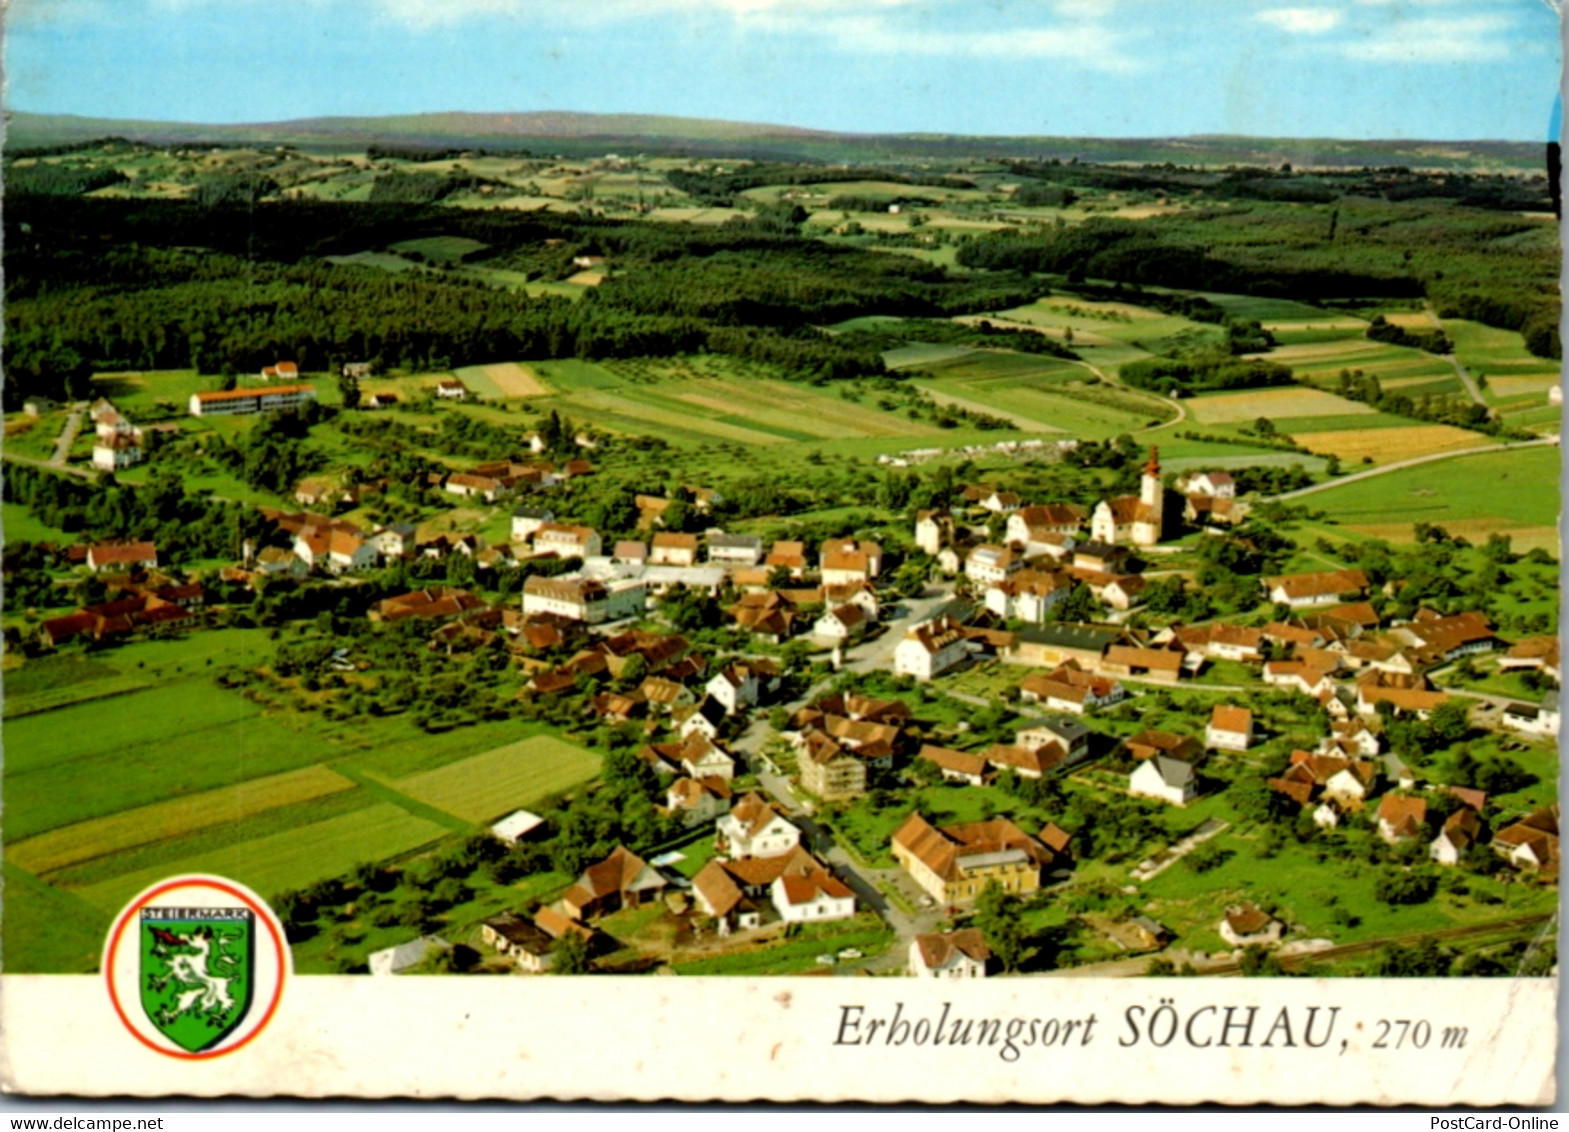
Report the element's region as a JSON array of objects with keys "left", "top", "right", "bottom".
[
  {"left": 955, "top": 199, "right": 1560, "bottom": 359},
  {"left": 3, "top": 195, "right": 1052, "bottom": 405}
]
